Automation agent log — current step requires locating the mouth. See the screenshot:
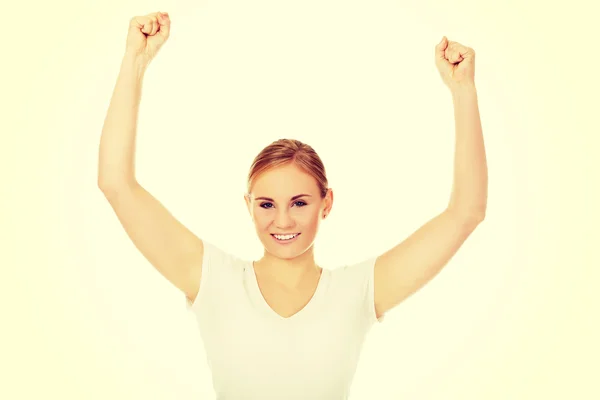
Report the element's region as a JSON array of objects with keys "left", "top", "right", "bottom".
[{"left": 270, "top": 233, "right": 301, "bottom": 244}]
